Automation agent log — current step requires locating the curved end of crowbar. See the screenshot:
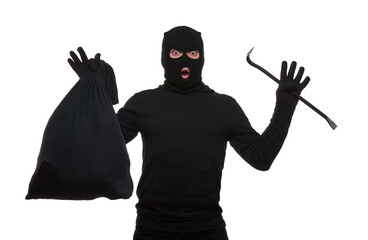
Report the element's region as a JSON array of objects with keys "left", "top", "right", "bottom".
[{"left": 247, "top": 47, "right": 254, "bottom": 57}]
